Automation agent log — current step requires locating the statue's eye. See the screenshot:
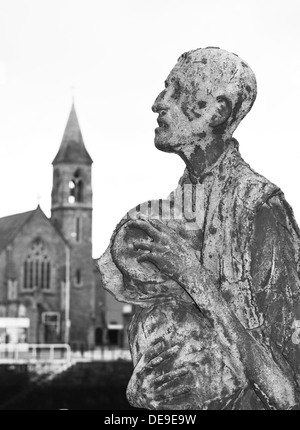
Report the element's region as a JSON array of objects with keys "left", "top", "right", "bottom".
[
  {"left": 164, "top": 80, "right": 169, "bottom": 89},
  {"left": 171, "top": 80, "right": 182, "bottom": 100}
]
